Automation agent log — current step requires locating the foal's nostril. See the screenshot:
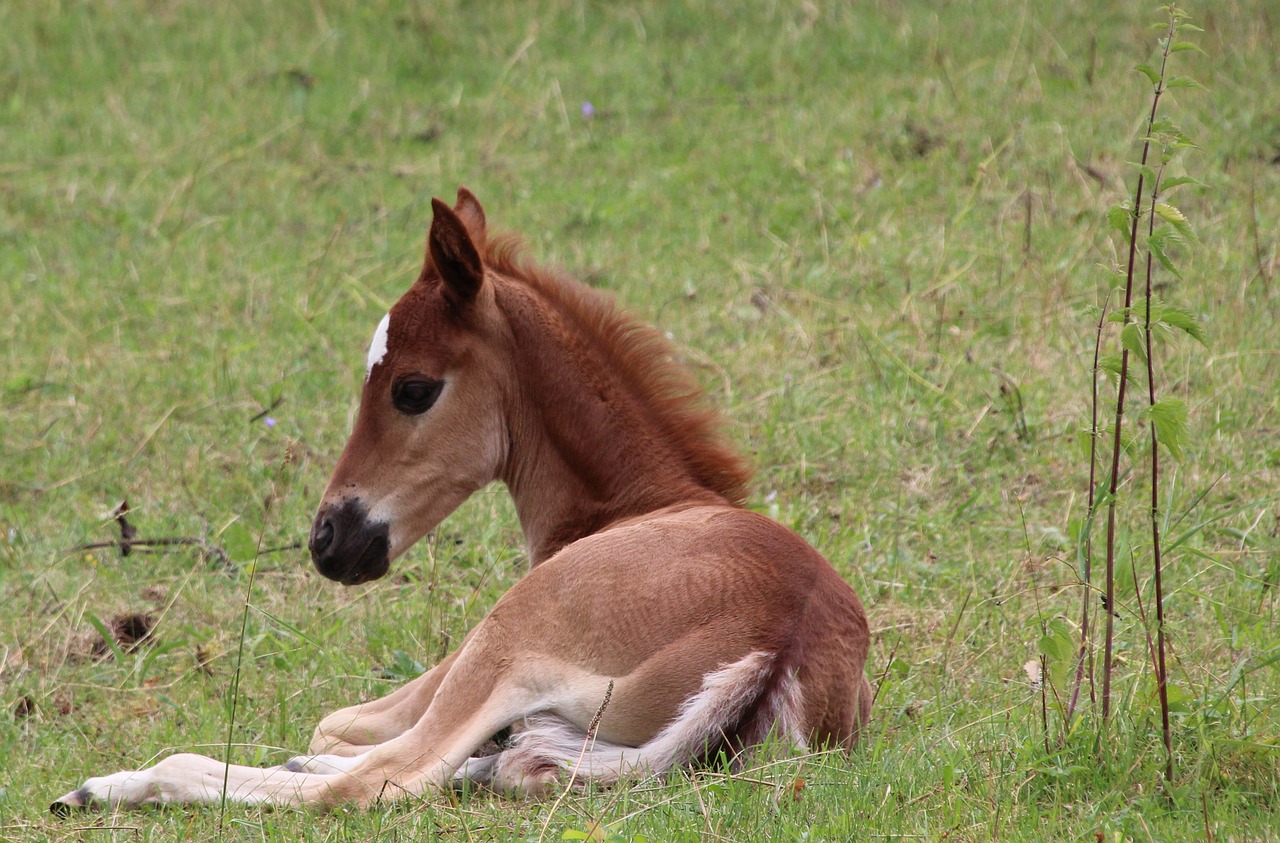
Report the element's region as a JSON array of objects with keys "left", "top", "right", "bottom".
[
  {"left": 307, "top": 499, "right": 390, "bottom": 584},
  {"left": 311, "top": 517, "right": 335, "bottom": 556}
]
